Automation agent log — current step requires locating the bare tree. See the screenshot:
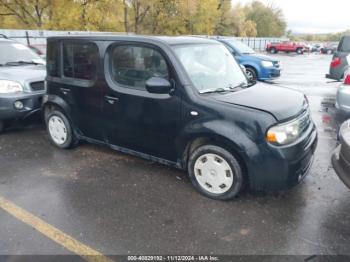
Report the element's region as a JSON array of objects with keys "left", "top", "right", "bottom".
[{"left": 0, "top": 0, "right": 50, "bottom": 27}]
